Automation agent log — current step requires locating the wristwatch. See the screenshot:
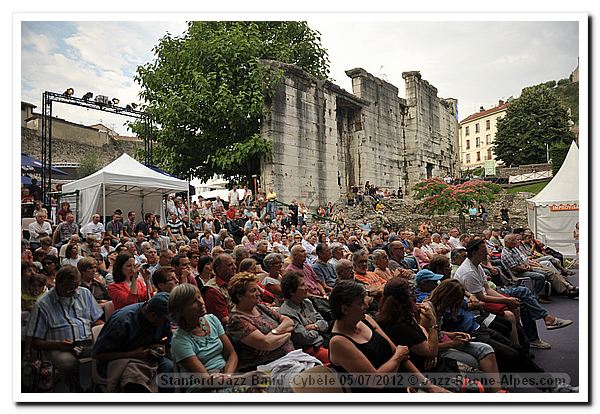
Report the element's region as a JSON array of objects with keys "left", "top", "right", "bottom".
[{"left": 271, "top": 329, "right": 278, "bottom": 335}]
